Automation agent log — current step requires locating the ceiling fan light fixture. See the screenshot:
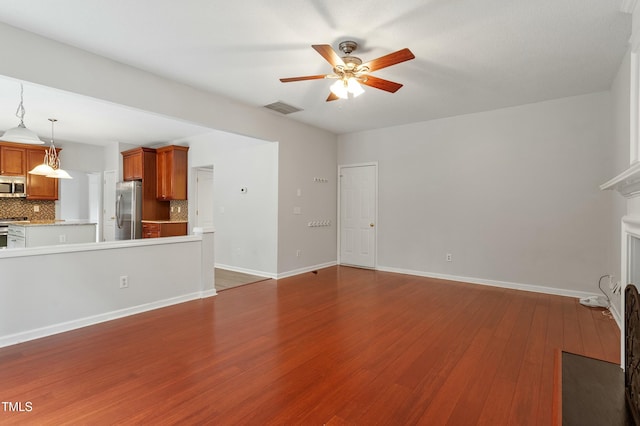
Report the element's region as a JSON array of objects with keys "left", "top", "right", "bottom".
[
  {"left": 347, "top": 78, "right": 364, "bottom": 97},
  {"left": 330, "top": 79, "right": 349, "bottom": 99},
  {"left": 280, "top": 41, "right": 414, "bottom": 102}
]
